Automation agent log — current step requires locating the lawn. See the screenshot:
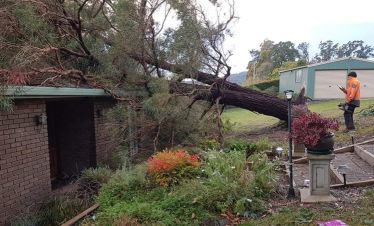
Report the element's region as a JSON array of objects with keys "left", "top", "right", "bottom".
[
  {"left": 222, "top": 108, "right": 280, "bottom": 131},
  {"left": 222, "top": 99, "right": 374, "bottom": 132},
  {"left": 242, "top": 188, "right": 374, "bottom": 226}
]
